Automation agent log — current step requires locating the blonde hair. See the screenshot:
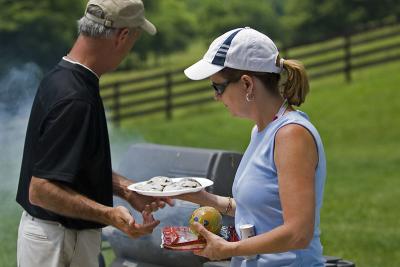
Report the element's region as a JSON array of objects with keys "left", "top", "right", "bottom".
[{"left": 280, "top": 59, "right": 310, "bottom": 106}]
